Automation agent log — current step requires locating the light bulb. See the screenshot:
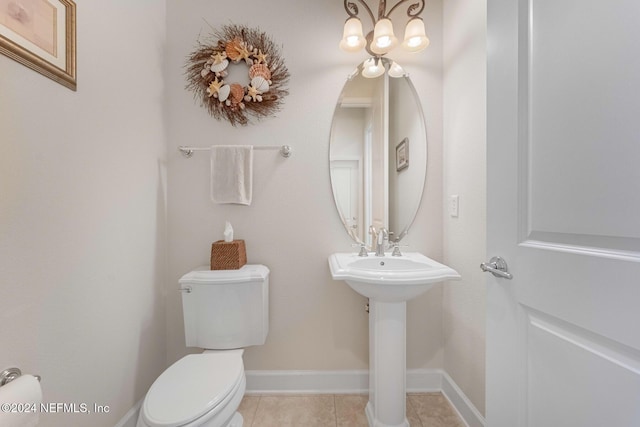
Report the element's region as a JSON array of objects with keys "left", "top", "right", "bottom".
[
  {"left": 346, "top": 36, "right": 361, "bottom": 46},
  {"left": 377, "top": 36, "right": 392, "bottom": 48},
  {"left": 407, "top": 37, "right": 422, "bottom": 48}
]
